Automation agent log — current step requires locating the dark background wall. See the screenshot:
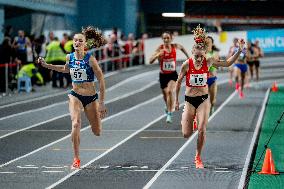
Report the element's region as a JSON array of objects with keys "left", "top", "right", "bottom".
[{"left": 77, "top": 0, "right": 138, "bottom": 36}]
